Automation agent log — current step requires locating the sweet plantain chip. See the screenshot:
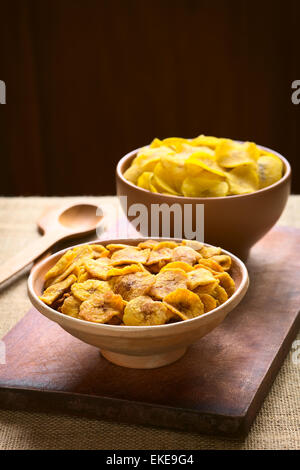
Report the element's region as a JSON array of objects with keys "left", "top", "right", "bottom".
[
  {"left": 215, "top": 272, "right": 235, "bottom": 297},
  {"left": 71, "top": 279, "right": 111, "bottom": 301},
  {"left": 187, "top": 267, "right": 216, "bottom": 290},
  {"left": 199, "top": 245, "right": 222, "bottom": 259},
  {"left": 210, "top": 255, "right": 231, "bottom": 271},
  {"left": 110, "top": 271, "right": 155, "bottom": 301},
  {"left": 39, "top": 274, "right": 77, "bottom": 306},
  {"left": 111, "top": 247, "right": 150, "bottom": 265},
  {"left": 123, "top": 295, "right": 171, "bottom": 326},
  {"left": 163, "top": 288, "right": 204, "bottom": 320},
  {"left": 160, "top": 261, "right": 193, "bottom": 273},
  {"left": 79, "top": 291, "right": 125, "bottom": 324},
  {"left": 84, "top": 257, "right": 112, "bottom": 280},
  {"left": 61, "top": 295, "right": 82, "bottom": 318},
  {"left": 149, "top": 268, "right": 188, "bottom": 300},
  {"left": 198, "top": 293, "right": 217, "bottom": 313},
  {"left": 257, "top": 155, "right": 283, "bottom": 189},
  {"left": 181, "top": 239, "right": 204, "bottom": 251},
  {"left": 146, "top": 247, "right": 173, "bottom": 265},
  {"left": 212, "top": 284, "right": 228, "bottom": 305},
  {"left": 171, "top": 246, "right": 201, "bottom": 266}
]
